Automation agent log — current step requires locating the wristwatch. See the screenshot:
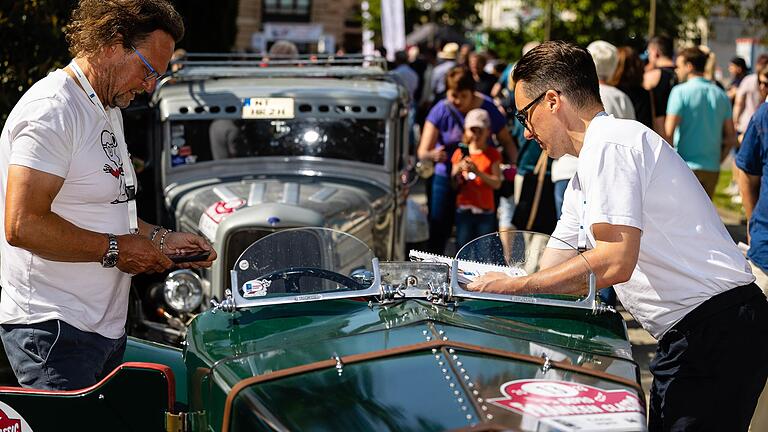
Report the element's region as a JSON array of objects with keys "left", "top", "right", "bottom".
[{"left": 102, "top": 233, "right": 119, "bottom": 268}]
